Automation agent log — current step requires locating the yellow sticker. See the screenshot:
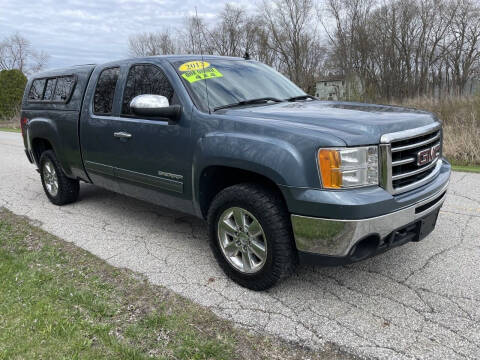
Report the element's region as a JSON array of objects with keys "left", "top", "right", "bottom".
[
  {"left": 179, "top": 61, "right": 210, "bottom": 72},
  {"left": 181, "top": 67, "right": 223, "bottom": 83}
]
